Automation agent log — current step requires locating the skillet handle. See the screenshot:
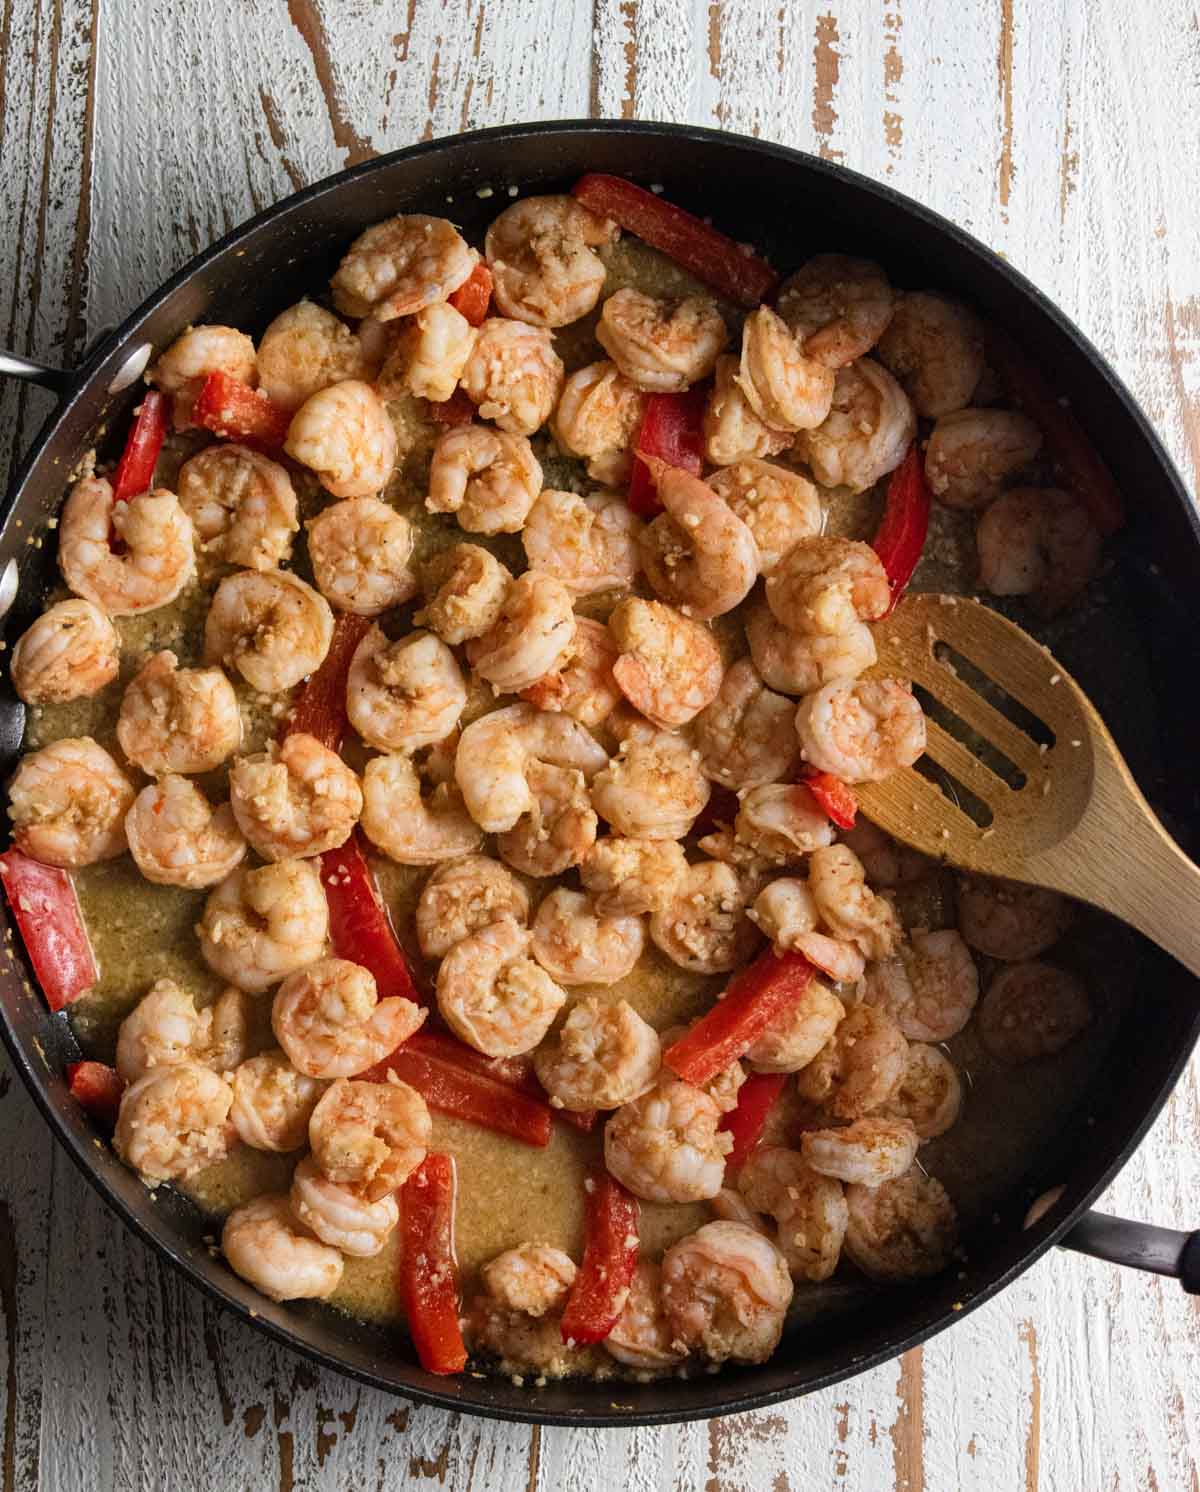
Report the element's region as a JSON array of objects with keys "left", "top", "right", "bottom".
[
  {"left": 1060, "top": 1209, "right": 1200, "bottom": 1293},
  {"left": 0, "top": 351, "right": 69, "bottom": 396}
]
